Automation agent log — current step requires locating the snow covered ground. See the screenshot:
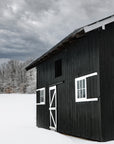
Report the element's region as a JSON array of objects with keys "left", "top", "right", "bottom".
[{"left": 0, "top": 94, "right": 112, "bottom": 144}]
